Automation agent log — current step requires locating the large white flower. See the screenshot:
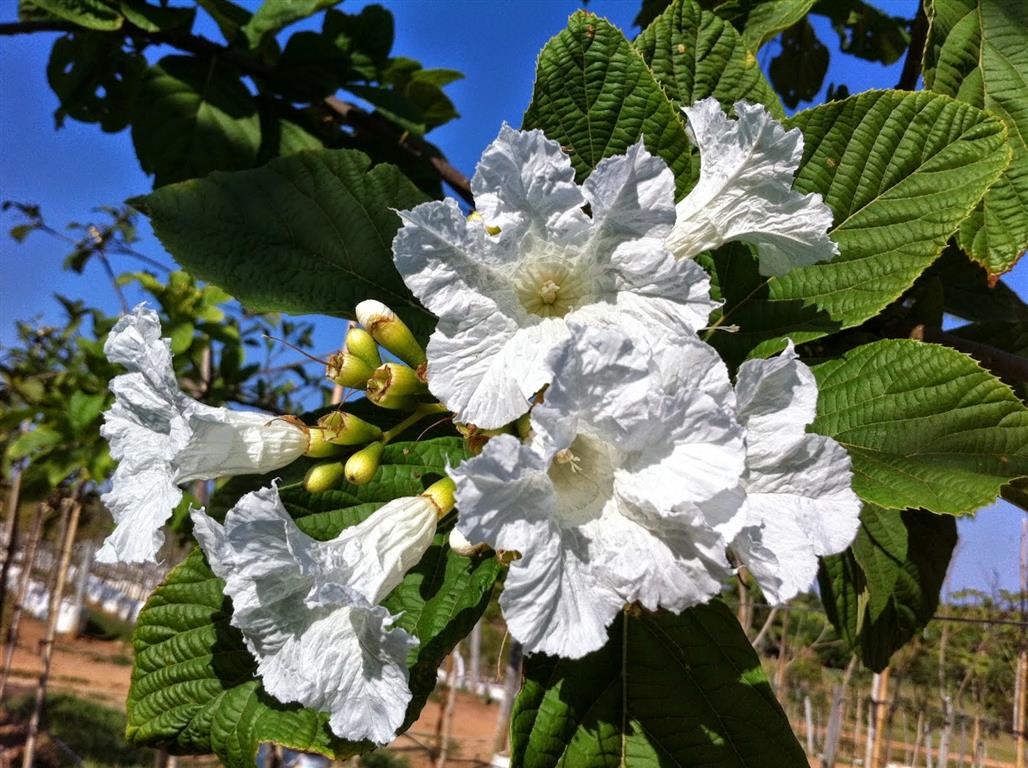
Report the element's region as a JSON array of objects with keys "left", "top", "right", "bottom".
[
  {"left": 729, "top": 344, "right": 861, "bottom": 603},
  {"left": 392, "top": 125, "right": 717, "bottom": 430},
  {"left": 98, "top": 305, "right": 308, "bottom": 564},
  {"left": 191, "top": 485, "right": 441, "bottom": 744},
  {"left": 667, "top": 98, "right": 839, "bottom": 277},
  {"left": 449, "top": 325, "right": 746, "bottom": 659}
]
